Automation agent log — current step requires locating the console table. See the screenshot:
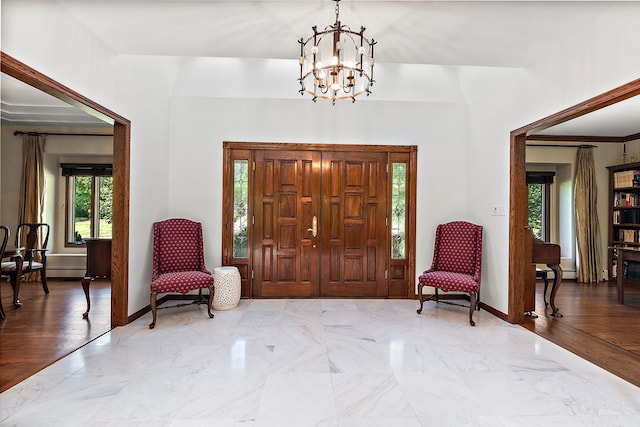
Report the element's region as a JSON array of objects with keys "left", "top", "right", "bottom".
[{"left": 81, "top": 238, "right": 111, "bottom": 318}]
